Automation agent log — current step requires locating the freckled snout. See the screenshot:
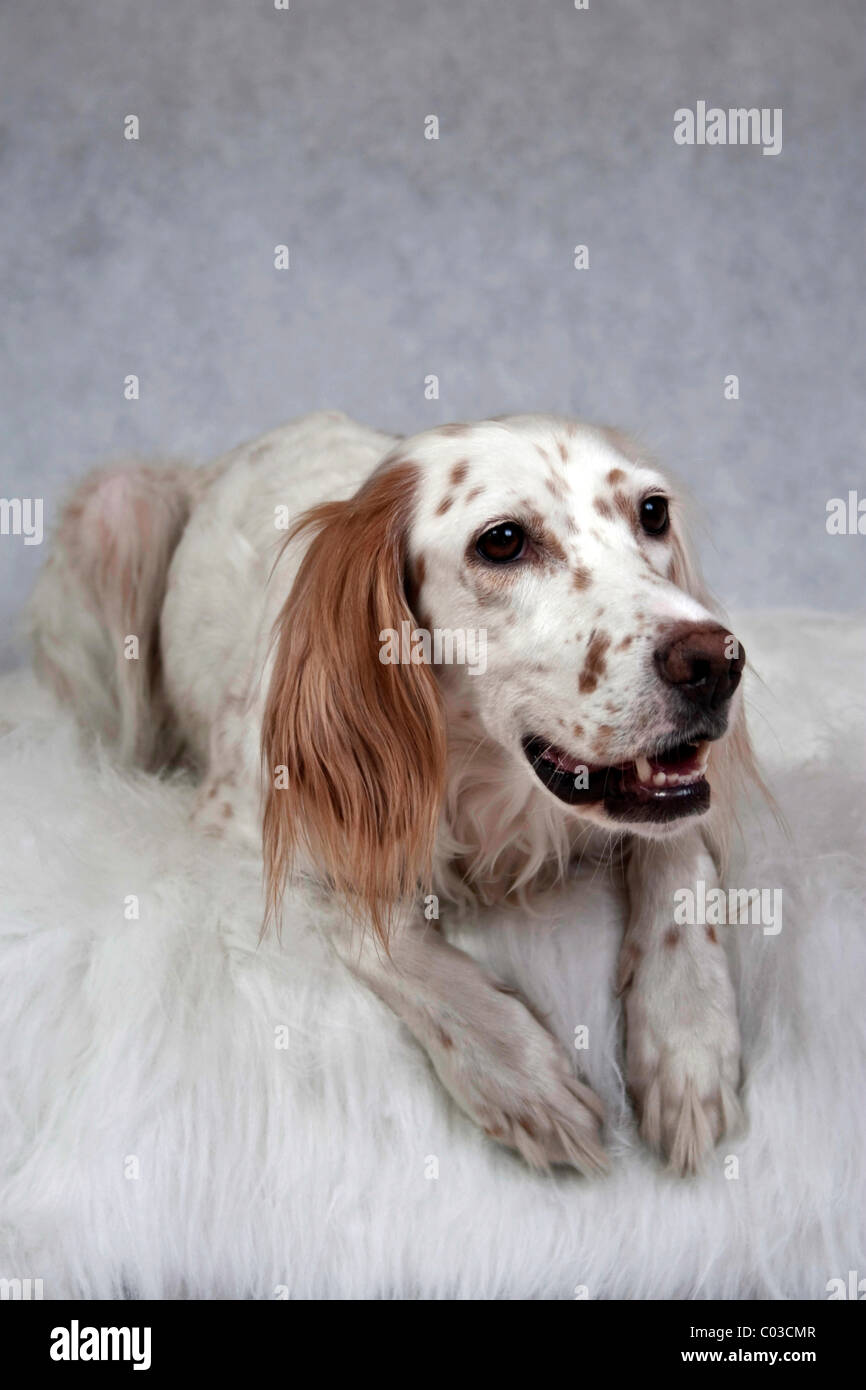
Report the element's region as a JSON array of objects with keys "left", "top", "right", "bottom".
[{"left": 654, "top": 623, "right": 745, "bottom": 712}]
